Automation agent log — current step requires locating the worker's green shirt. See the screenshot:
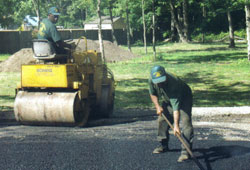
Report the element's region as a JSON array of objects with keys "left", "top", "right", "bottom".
[
  {"left": 37, "top": 18, "right": 61, "bottom": 43},
  {"left": 149, "top": 72, "right": 191, "bottom": 111}
]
